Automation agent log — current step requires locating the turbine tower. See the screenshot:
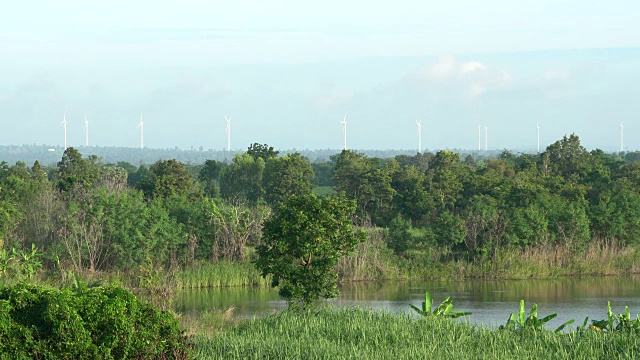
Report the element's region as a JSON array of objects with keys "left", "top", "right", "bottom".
[
  {"left": 61, "top": 111, "right": 67, "bottom": 150},
  {"left": 621, "top": 122, "right": 624, "bottom": 152},
  {"left": 341, "top": 113, "right": 348, "bottom": 151},
  {"left": 477, "top": 123, "right": 481, "bottom": 151},
  {"left": 485, "top": 126, "right": 488, "bottom": 151},
  {"left": 417, "top": 120, "right": 422, "bottom": 154},
  {"left": 537, "top": 123, "right": 540, "bottom": 153},
  {"left": 225, "top": 115, "right": 231, "bottom": 152},
  {"left": 85, "top": 115, "right": 89, "bottom": 147},
  {"left": 138, "top": 113, "right": 144, "bottom": 149}
]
